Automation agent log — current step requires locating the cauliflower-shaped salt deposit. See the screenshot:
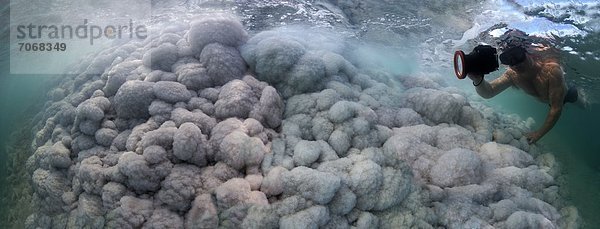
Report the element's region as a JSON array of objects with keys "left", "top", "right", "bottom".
[{"left": 21, "top": 14, "right": 579, "bottom": 229}]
